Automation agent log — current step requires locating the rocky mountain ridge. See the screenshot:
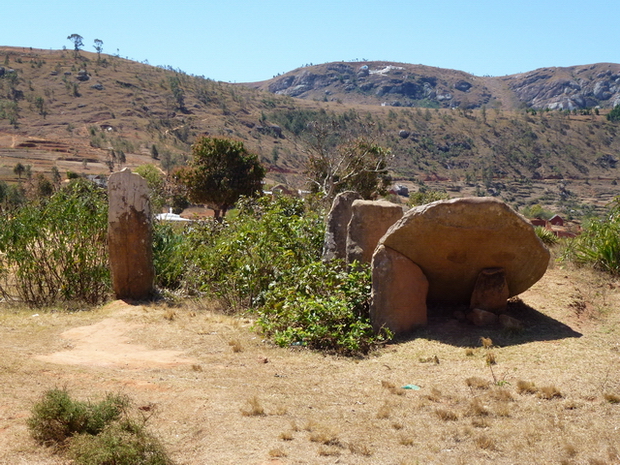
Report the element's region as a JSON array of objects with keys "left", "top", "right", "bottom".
[{"left": 246, "top": 61, "right": 620, "bottom": 111}]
